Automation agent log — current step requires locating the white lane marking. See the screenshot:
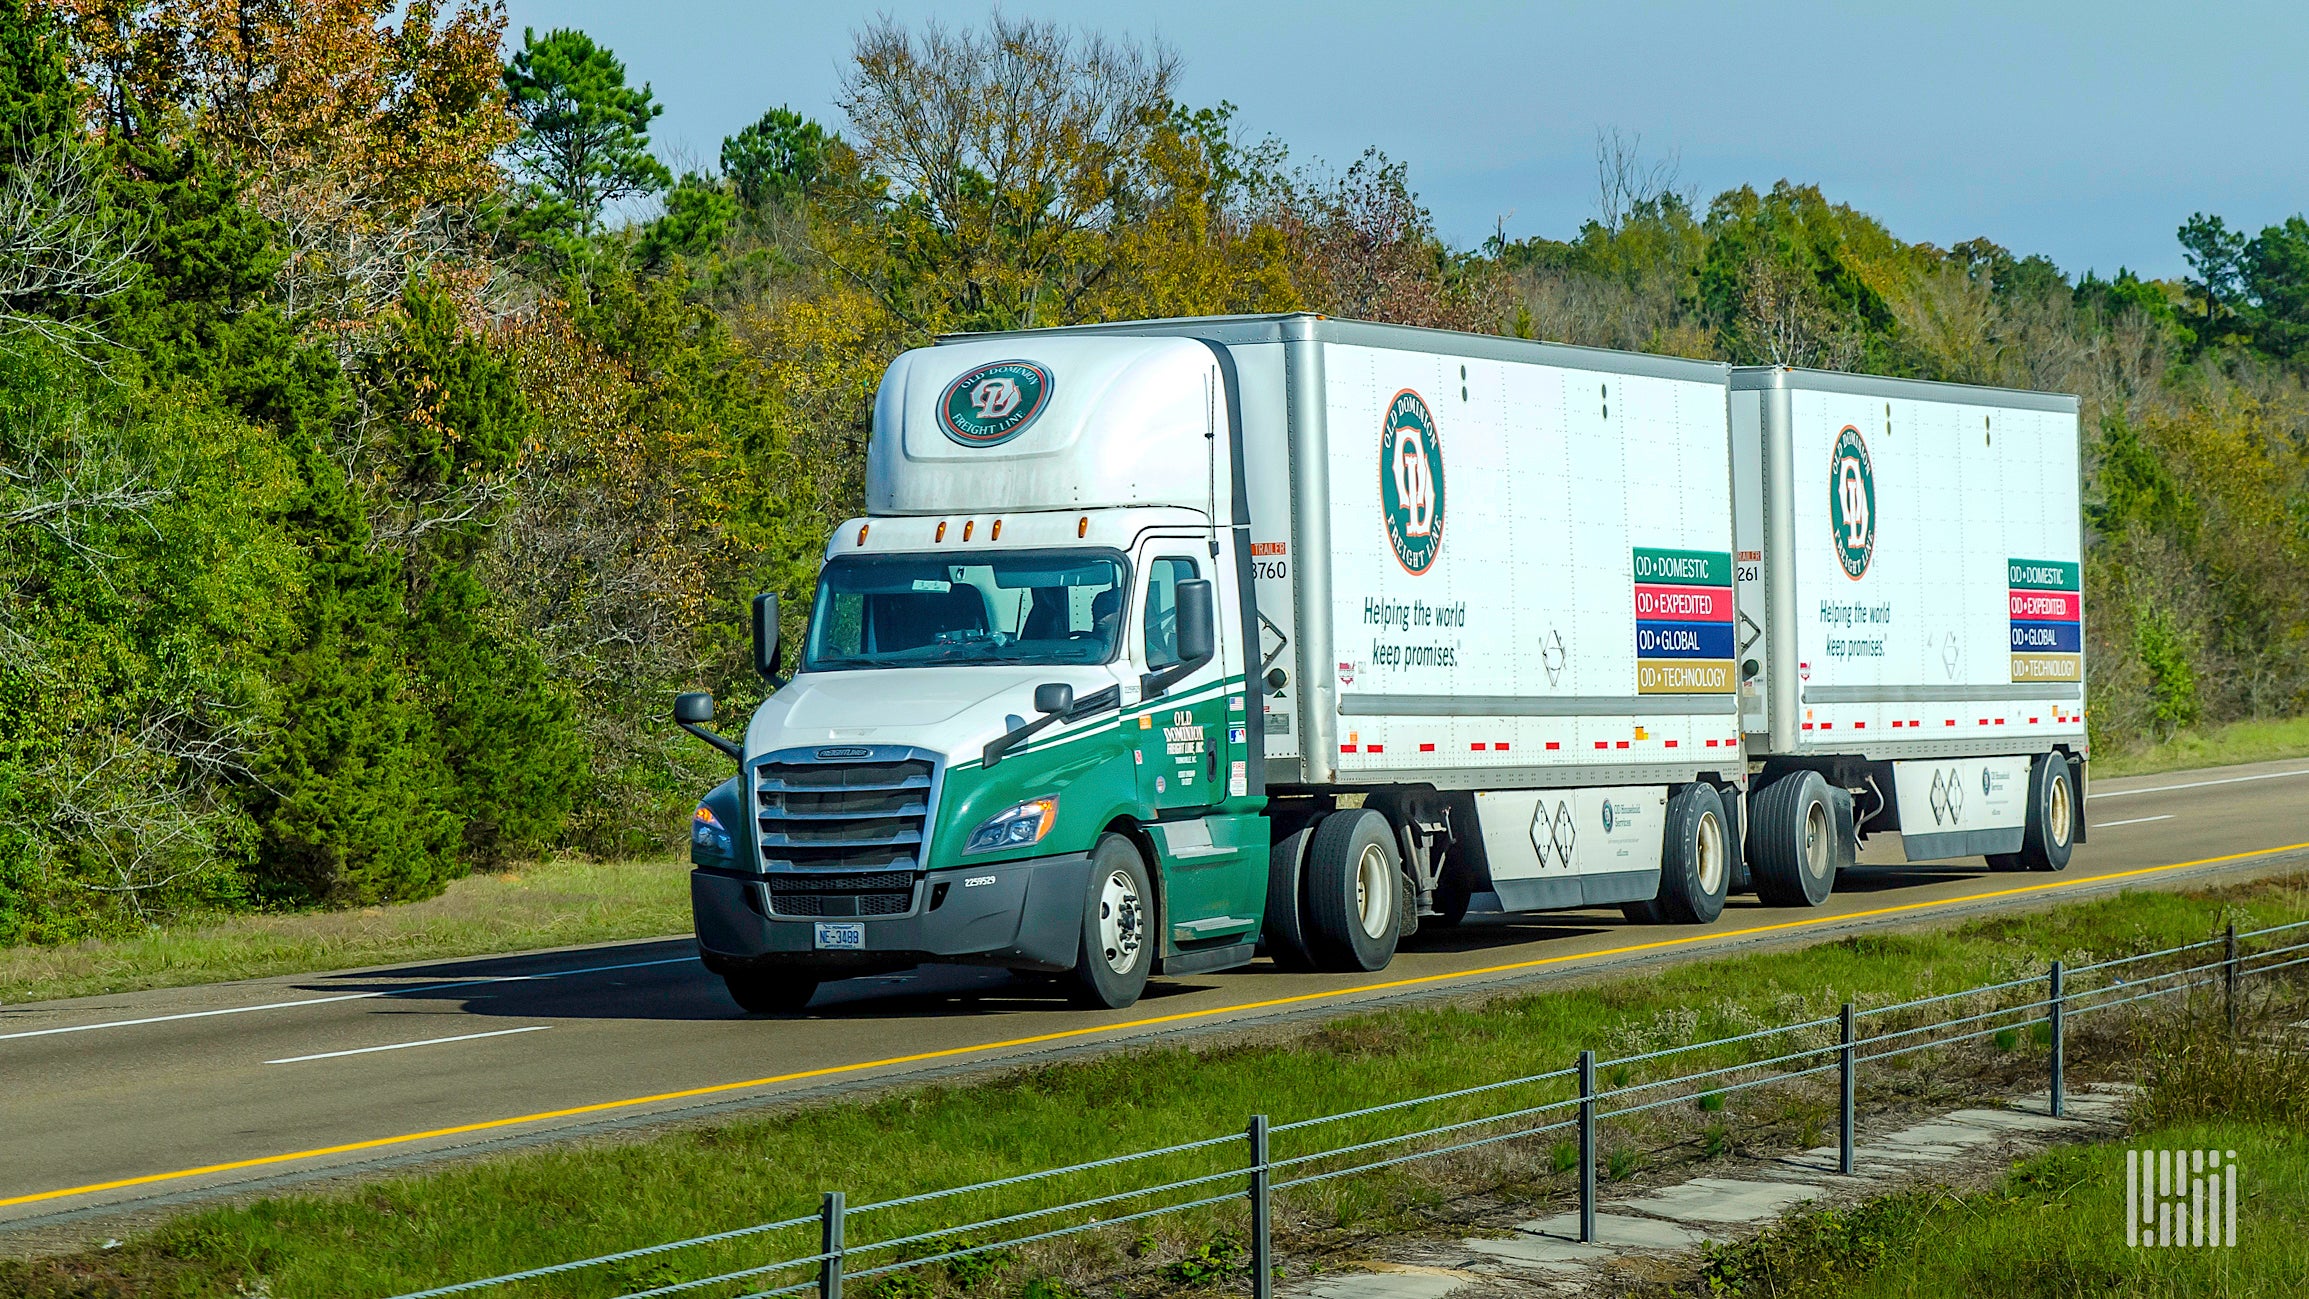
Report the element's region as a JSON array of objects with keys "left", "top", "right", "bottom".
[
  {"left": 2091, "top": 767, "right": 2309, "bottom": 800},
  {"left": 0, "top": 956, "right": 692, "bottom": 1042},
  {"left": 2094, "top": 814, "right": 2176, "bottom": 829},
  {"left": 265, "top": 1025, "right": 551, "bottom": 1065}
]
